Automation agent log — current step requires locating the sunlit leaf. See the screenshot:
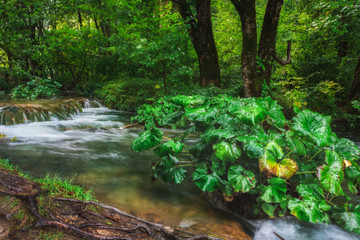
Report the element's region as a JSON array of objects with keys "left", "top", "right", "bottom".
[{"left": 259, "top": 142, "right": 298, "bottom": 179}]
